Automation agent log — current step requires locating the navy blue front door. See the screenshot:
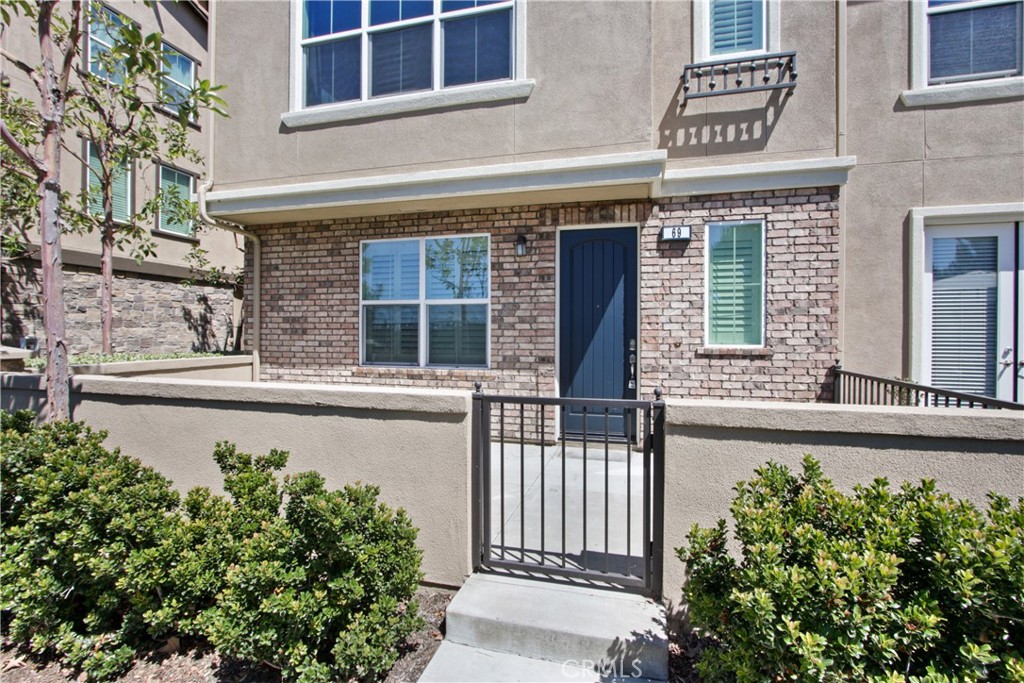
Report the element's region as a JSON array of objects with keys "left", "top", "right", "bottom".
[{"left": 559, "top": 227, "right": 638, "bottom": 440}]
